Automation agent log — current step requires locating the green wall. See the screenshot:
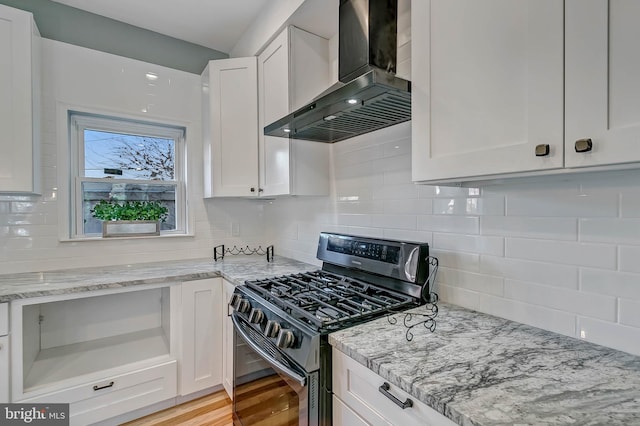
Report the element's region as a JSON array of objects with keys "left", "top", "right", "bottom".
[{"left": 0, "top": 0, "right": 227, "bottom": 74}]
